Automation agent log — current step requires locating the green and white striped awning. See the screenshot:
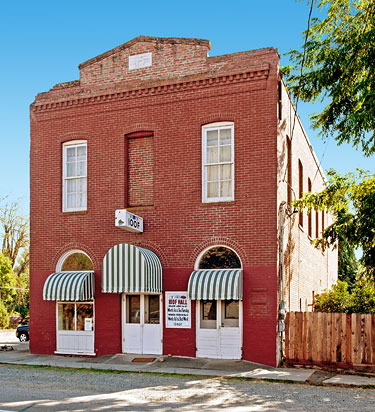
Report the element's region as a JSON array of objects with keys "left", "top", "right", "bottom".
[
  {"left": 43, "top": 271, "right": 94, "bottom": 301},
  {"left": 102, "top": 243, "right": 162, "bottom": 293},
  {"left": 188, "top": 269, "right": 242, "bottom": 300}
]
